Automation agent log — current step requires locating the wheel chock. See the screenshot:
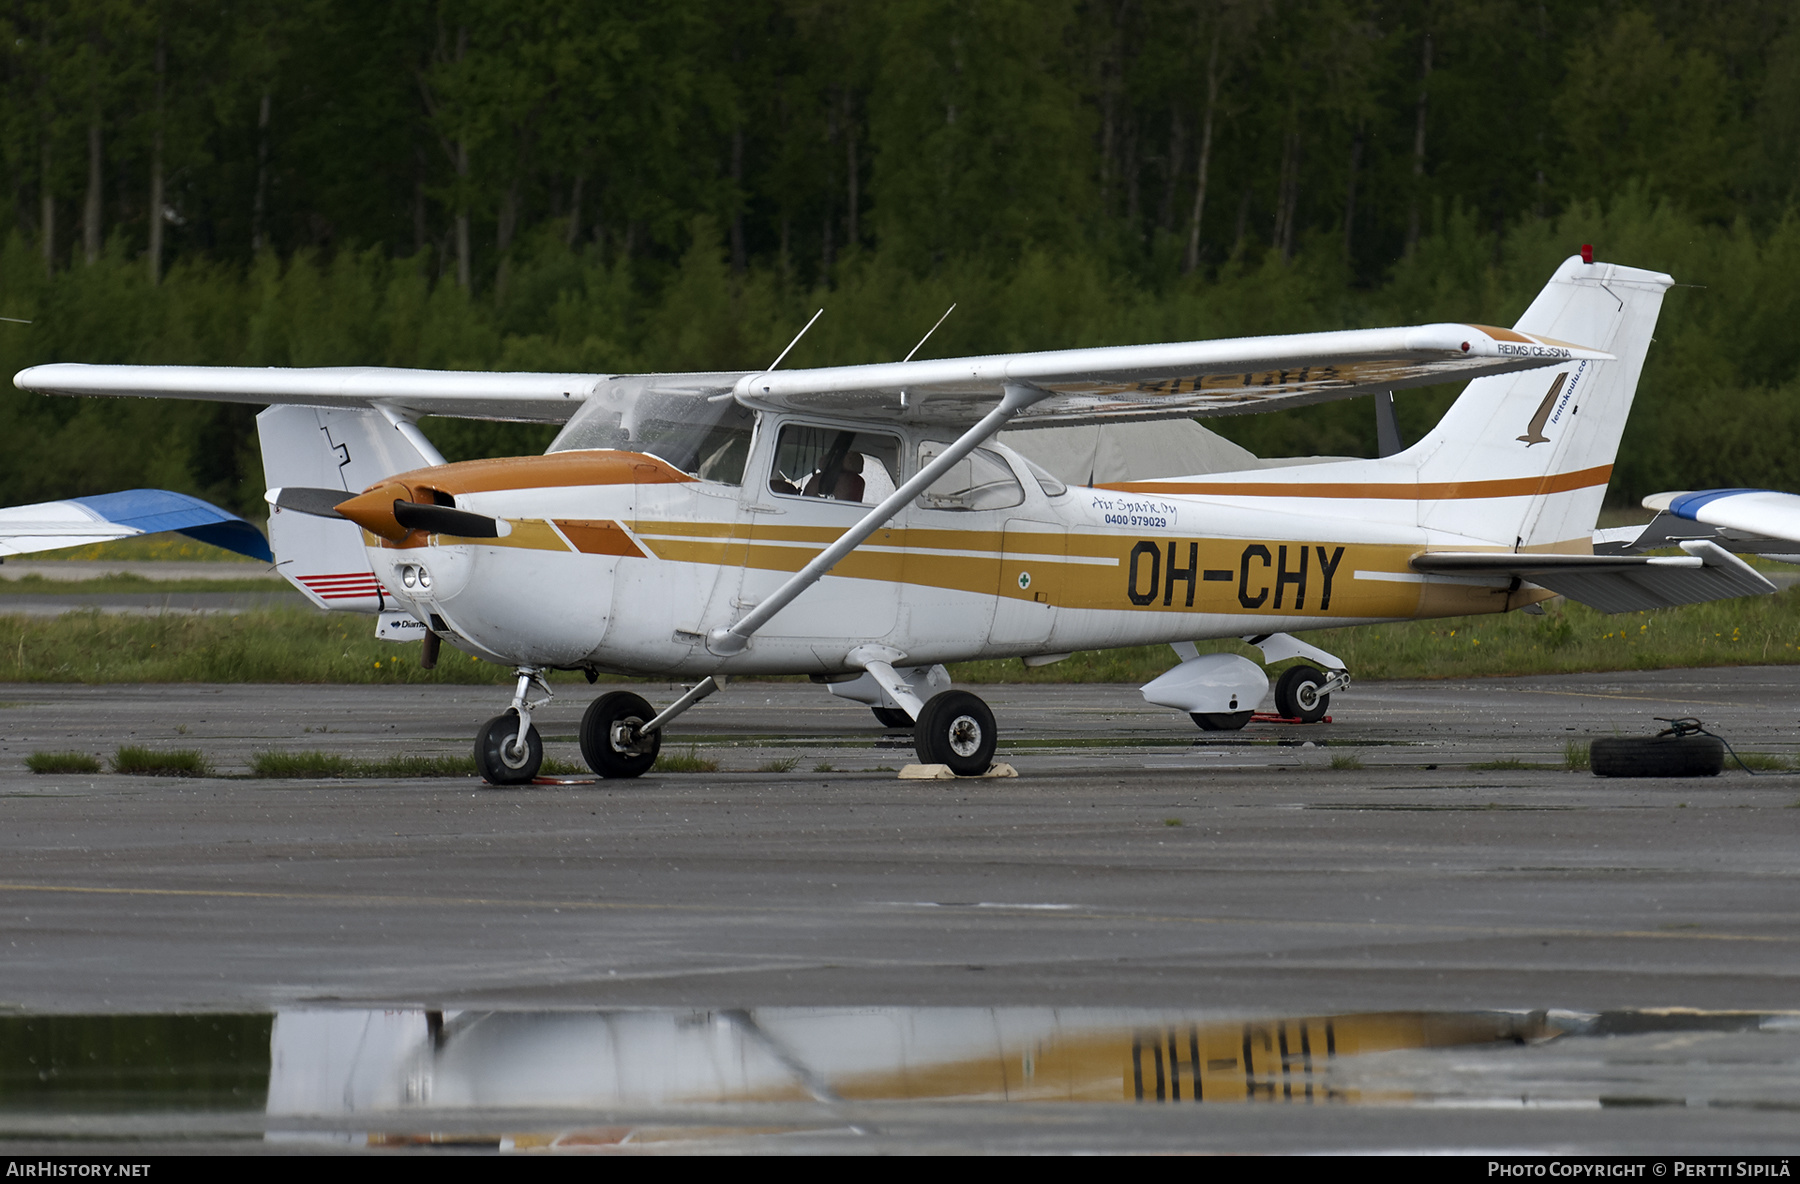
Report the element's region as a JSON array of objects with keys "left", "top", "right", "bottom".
[{"left": 898, "top": 762, "right": 1019, "bottom": 780}]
